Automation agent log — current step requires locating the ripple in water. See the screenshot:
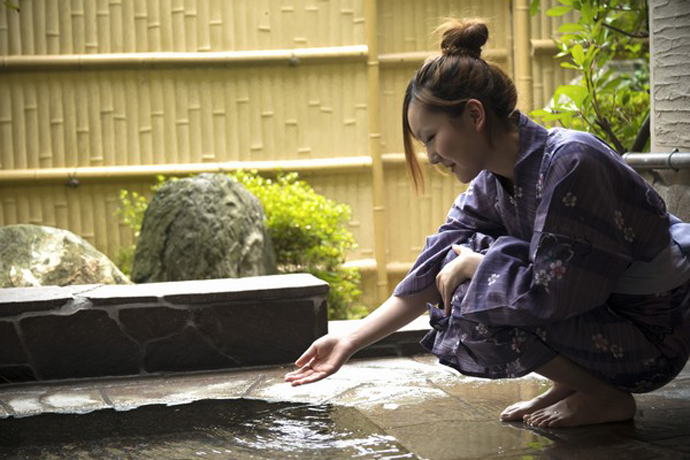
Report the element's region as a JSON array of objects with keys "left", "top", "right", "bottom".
[{"left": 0, "top": 398, "right": 416, "bottom": 459}]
